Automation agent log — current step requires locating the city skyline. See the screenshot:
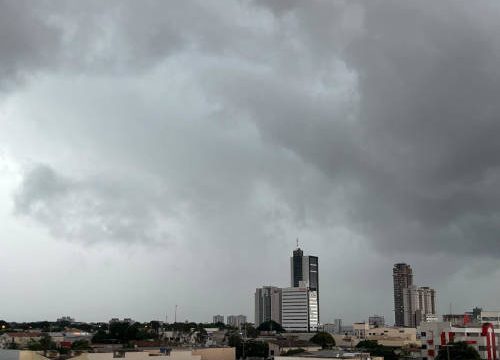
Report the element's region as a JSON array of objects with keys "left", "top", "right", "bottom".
[{"left": 1, "top": 0, "right": 500, "bottom": 324}]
